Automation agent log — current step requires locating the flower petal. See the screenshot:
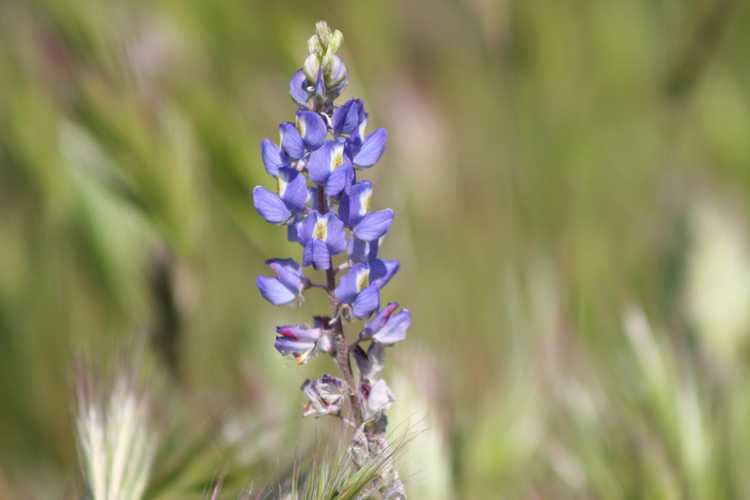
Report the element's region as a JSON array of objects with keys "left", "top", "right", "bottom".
[
  {"left": 266, "top": 258, "right": 304, "bottom": 292},
  {"left": 260, "top": 139, "right": 285, "bottom": 176},
  {"left": 289, "top": 69, "right": 310, "bottom": 106},
  {"left": 334, "top": 263, "right": 367, "bottom": 303},
  {"left": 274, "top": 337, "right": 316, "bottom": 360},
  {"left": 324, "top": 213, "right": 347, "bottom": 255},
  {"left": 370, "top": 259, "right": 399, "bottom": 289},
  {"left": 256, "top": 276, "right": 296, "bottom": 305},
  {"left": 361, "top": 302, "right": 400, "bottom": 339},
  {"left": 353, "top": 342, "right": 384, "bottom": 381},
  {"left": 276, "top": 324, "right": 321, "bottom": 343},
  {"left": 349, "top": 237, "right": 380, "bottom": 263},
  {"left": 346, "top": 181, "right": 373, "bottom": 227},
  {"left": 353, "top": 209, "right": 394, "bottom": 241},
  {"left": 304, "top": 239, "right": 330, "bottom": 270},
  {"left": 306, "top": 141, "right": 335, "bottom": 184},
  {"left": 253, "top": 186, "right": 291, "bottom": 225},
  {"left": 353, "top": 128, "right": 387, "bottom": 167},
  {"left": 278, "top": 168, "right": 308, "bottom": 212},
  {"left": 324, "top": 161, "right": 353, "bottom": 197},
  {"left": 279, "top": 122, "right": 304, "bottom": 160},
  {"left": 365, "top": 379, "right": 394, "bottom": 418},
  {"left": 333, "top": 99, "right": 366, "bottom": 136},
  {"left": 302, "top": 374, "right": 347, "bottom": 417},
  {"left": 296, "top": 110, "right": 327, "bottom": 151},
  {"left": 352, "top": 284, "right": 380, "bottom": 319},
  {"left": 314, "top": 68, "right": 326, "bottom": 97},
  {"left": 372, "top": 309, "right": 410, "bottom": 345},
  {"left": 287, "top": 216, "right": 304, "bottom": 243}
]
